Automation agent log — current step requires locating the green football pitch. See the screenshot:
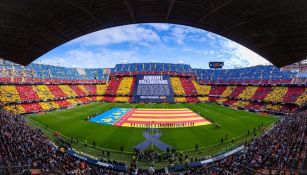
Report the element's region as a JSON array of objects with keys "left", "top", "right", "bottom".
[{"left": 28, "top": 102, "right": 277, "bottom": 153}]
